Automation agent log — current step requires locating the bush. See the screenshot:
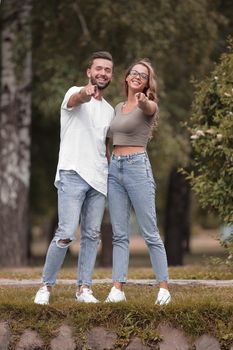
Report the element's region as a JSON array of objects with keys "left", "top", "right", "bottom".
[{"left": 186, "top": 40, "right": 233, "bottom": 225}]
